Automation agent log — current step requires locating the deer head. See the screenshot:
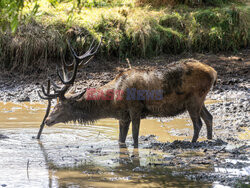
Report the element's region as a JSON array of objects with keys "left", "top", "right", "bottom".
[{"left": 38, "top": 36, "right": 102, "bottom": 126}]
